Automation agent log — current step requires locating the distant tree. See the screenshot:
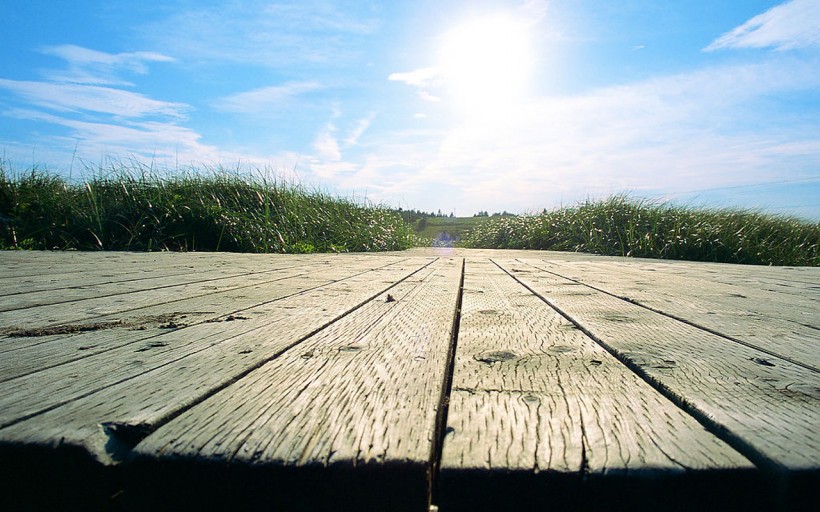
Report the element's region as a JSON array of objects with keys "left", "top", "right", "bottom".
[
  {"left": 449, "top": 212, "right": 454, "bottom": 218},
  {"left": 416, "top": 217, "right": 428, "bottom": 232}
]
